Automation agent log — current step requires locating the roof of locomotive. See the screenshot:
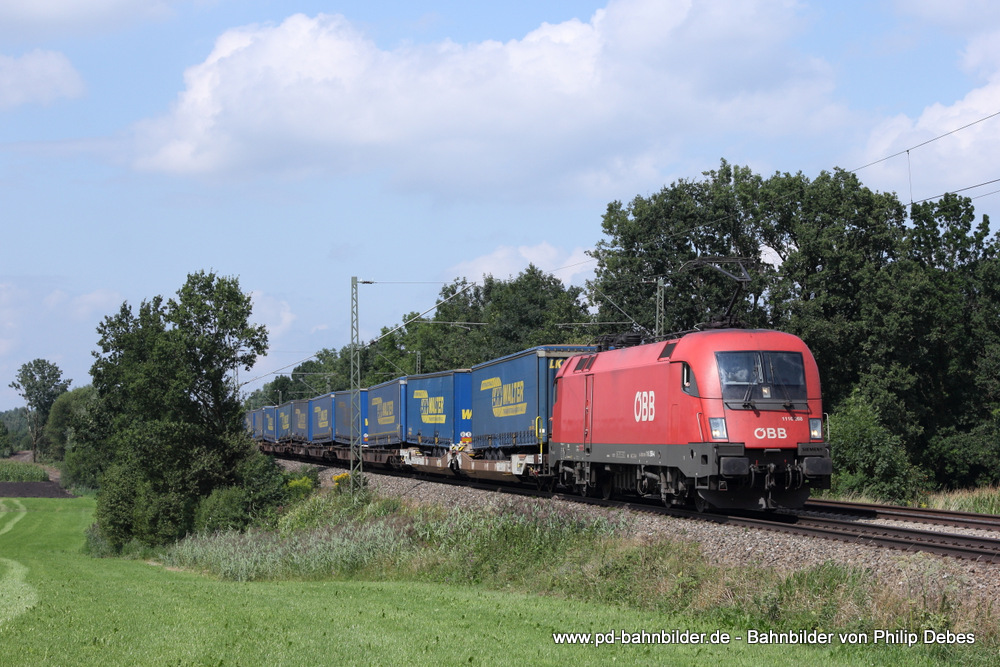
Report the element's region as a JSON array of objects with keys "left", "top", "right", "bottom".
[{"left": 558, "top": 329, "right": 816, "bottom": 376}]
